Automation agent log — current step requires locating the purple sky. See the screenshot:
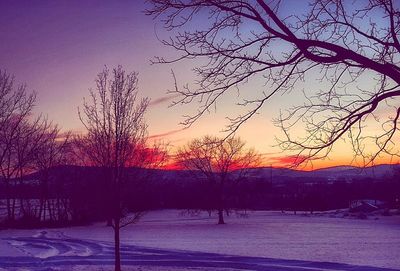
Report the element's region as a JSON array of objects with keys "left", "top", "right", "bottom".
[
  {"left": 1, "top": 0, "right": 393, "bottom": 169},
  {"left": 0, "top": 0, "right": 277, "bottom": 152},
  {"left": 0, "top": 1, "right": 183, "bottom": 131}
]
